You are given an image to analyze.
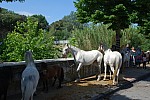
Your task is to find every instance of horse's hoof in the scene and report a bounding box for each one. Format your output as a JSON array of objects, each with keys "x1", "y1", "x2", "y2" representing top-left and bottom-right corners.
[
  {"x1": 97, "y1": 78, "x2": 101, "y2": 81},
  {"x1": 75, "y1": 79, "x2": 80, "y2": 82},
  {"x1": 112, "y1": 82, "x2": 117, "y2": 86},
  {"x1": 103, "y1": 78, "x2": 106, "y2": 81}
]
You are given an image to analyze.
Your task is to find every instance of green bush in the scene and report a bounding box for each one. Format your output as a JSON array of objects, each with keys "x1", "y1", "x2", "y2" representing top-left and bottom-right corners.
[{"x1": 0, "y1": 17, "x2": 59, "y2": 62}]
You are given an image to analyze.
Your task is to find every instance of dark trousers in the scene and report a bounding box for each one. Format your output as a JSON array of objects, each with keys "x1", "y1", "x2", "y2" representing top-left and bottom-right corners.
[{"x1": 143, "y1": 61, "x2": 146, "y2": 69}]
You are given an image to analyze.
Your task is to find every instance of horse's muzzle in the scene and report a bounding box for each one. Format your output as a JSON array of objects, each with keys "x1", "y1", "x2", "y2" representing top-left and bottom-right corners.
[{"x1": 62, "y1": 54, "x2": 67, "y2": 58}]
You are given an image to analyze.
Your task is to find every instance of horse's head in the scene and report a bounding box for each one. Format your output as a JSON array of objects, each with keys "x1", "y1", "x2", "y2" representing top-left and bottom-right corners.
[
  {"x1": 62, "y1": 44, "x2": 70, "y2": 58},
  {"x1": 98, "y1": 42, "x2": 108, "y2": 53},
  {"x1": 24, "y1": 51, "x2": 34, "y2": 64},
  {"x1": 98, "y1": 43, "x2": 104, "y2": 51}
]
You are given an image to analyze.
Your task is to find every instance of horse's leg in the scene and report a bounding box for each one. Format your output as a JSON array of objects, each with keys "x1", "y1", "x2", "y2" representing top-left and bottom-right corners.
[
  {"x1": 116, "y1": 68, "x2": 120, "y2": 84},
  {"x1": 112, "y1": 70, "x2": 117, "y2": 85},
  {"x1": 109, "y1": 64, "x2": 115, "y2": 80},
  {"x1": 103, "y1": 63, "x2": 107, "y2": 80},
  {"x1": 109, "y1": 70, "x2": 112, "y2": 80},
  {"x1": 97, "y1": 60, "x2": 102, "y2": 81},
  {"x1": 30, "y1": 93, "x2": 33, "y2": 100},
  {"x1": 58, "y1": 78, "x2": 62, "y2": 89},
  {"x1": 42, "y1": 80, "x2": 45, "y2": 91},
  {"x1": 97, "y1": 56, "x2": 102, "y2": 81},
  {"x1": 45, "y1": 79, "x2": 49, "y2": 92},
  {"x1": 75, "y1": 63, "x2": 83, "y2": 82},
  {"x1": 52, "y1": 77, "x2": 57, "y2": 87},
  {"x1": 116, "y1": 61, "x2": 122, "y2": 85},
  {"x1": 109, "y1": 65, "x2": 116, "y2": 85}
]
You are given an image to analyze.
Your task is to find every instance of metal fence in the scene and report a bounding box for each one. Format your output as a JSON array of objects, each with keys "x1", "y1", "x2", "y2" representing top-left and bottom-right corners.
[{"x1": 0, "y1": 58, "x2": 99, "y2": 96}]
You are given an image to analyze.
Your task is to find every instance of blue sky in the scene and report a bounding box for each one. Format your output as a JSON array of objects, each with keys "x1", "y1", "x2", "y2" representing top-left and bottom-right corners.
[{"x1": 0, "y1": 0, "x2": 76, "y2": 24}]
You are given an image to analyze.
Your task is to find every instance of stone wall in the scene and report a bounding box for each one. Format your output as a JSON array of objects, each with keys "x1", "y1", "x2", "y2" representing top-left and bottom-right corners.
[{"x1": 0, "y1": 58, "x2": 99, "y2": 96}]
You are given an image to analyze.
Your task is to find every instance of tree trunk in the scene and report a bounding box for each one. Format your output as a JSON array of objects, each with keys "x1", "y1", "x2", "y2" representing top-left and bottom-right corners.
[{"x1": 115, "y1": 29, "x2": 121, "y2": 51}]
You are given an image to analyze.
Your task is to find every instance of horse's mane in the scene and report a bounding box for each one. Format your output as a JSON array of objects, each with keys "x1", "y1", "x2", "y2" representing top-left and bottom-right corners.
[
  {"x1": 24, "y1": 51, "x2": 35, "y2": 65},
  {"x1": 68, "y1": 44, "x2": 81, "y2": 52},
  {"x1": 105, "y1": 49, "x2": 112, "y2": 53}
]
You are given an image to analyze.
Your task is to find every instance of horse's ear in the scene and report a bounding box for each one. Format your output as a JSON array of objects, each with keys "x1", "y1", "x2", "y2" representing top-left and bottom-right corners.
[{"x1": 66, "y1": 43, "x2": 70, "y2": 48}]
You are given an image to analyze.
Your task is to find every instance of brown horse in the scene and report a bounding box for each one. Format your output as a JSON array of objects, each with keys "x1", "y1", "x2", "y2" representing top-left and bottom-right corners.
[
  {"x1": 0, "y1": 66, "x2": 12, "y2": 100},
  {"x1": 40, "y1": 62, "x2": 64, "y2": 92}
]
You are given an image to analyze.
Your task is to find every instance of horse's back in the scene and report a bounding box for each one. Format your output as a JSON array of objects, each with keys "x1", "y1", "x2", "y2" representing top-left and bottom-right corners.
[
  {"x1": 77, "y1": 50, "x2": 103, "y2": 64},
  {"x1": 44, "y1": 65, "x2": 63, "y2": 78},
  {"x1": 22, "y1": 65, "x2": 39, "y2": 88},
  {"x1": 104, "y1": 51, "x2": 122, "y2": 65},
  {"x1": 22, "y1": 65, "x2": 39, "y2": 78}
]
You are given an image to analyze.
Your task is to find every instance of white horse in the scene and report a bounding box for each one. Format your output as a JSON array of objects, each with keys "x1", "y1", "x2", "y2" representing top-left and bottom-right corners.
[
  {"x1": 21, "y1": 51, "x2": 39, "y2": 100},
  {"x1": 99, "y1": 44, "x2": 122, "y2": 85},
  {"x1": 62, "y1": 44, "x2": 103, "y2": 82},
  {"x1": 120, "y1": 49, "x2": 131, "y2": 68}
]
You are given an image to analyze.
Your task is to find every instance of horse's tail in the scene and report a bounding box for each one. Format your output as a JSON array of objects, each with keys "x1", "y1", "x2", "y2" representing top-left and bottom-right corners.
[
  {"x1": 22, "y1": 76, "x2": 34, "y2": 100},
  {"x1": 120, "y1": 53, "x2": 124, "y2": 73},
  {"x1": 60, "y1": 67, "x2": 64, "y2": 82},
  {"x1": 121, "y1": 52, "x2": 124, "y2": 63}
]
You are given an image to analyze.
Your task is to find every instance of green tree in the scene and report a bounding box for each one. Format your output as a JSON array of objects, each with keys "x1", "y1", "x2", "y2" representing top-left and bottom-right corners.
[
  {"x1": 31, "y1": 14, "x2": 49, "y2": 30},
  {"x1": 131, "y1": 0, "x2": 150, "y2": 39},
  {"x1": 49, "y1": 20, "x2": 70, "y2": 40},
  {"x1": 49, "y1": 11, "x2": 86, "y2": 40},
  {"x1": 62, "y1": 11, "x2": 87, "y2": 30},
  {"x1": 74, "y1": 0, "x2": 133, "y2": 51},
  {"x1": 0, "y1": 17, "x2": 58, "y2": 62},
  {"x1": 0, "y1": 8, "x2": 26, "y2": 38}
]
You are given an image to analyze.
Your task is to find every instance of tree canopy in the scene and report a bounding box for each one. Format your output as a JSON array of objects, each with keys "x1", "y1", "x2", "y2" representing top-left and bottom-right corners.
[
  {"x1": 0, "y1": 8, "x2": 50, "y2": 39},
  {"x1": 49, "y1": 11, "x2": 85, "y2": 40},
  {"x1": 31, "y1": 14, "x2": 49, "y2": 30},
  {"x1": 133, "y1": 0, "x2": 150, "y2": 39},
  {"x1": 0, "y1": 8, "x2": 26, "y2": 38},
  {"x1": 74, "y1": 0, "x2": 150, "y2": 50},
  {"x1": 74, "y1": 0, "x2": 133, "y2": 51},
  {"x1": 74, "y1": 0, "x2": 132, "y2": 30}
]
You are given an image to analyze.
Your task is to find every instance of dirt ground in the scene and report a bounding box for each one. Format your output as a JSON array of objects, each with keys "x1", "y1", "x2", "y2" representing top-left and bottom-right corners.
[
  {"x1": 34, "y1": 75, "x2": 114, "y2": 100},
  {"x1": 7, "y1": 74, "x2": 116, "y2": 100}
]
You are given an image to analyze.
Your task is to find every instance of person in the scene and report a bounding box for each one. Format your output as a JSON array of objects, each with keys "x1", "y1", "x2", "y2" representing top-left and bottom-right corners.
[
  {"x1": 130, "y1": 46, "x2": 136, "y2": 67},
  {"x1": 143, "y1": 53, "x2": 147, "y2": 69},
  {"x1": 136, "y1": 47, "x2": 142, "y2": 68},
  {"x1": 125, "y1": 44, "x2": 130, "y2": 53}
]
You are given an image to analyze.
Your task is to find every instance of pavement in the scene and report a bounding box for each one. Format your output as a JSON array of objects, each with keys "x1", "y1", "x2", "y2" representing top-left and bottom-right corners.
[{"x1": 91, "y1": 63, "x2": 150, "y2": 100}]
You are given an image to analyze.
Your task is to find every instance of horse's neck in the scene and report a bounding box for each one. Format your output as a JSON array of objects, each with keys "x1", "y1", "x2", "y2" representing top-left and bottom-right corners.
[
  {"x1": 70, "y1": 46, "x2": 80, "y2": 56},
  {"x1": 26, "y1": 62, "x2": 35, "y2": 68},
  {"x1": 69, "y1": 46, "x2": 80, "y2": 66}
]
